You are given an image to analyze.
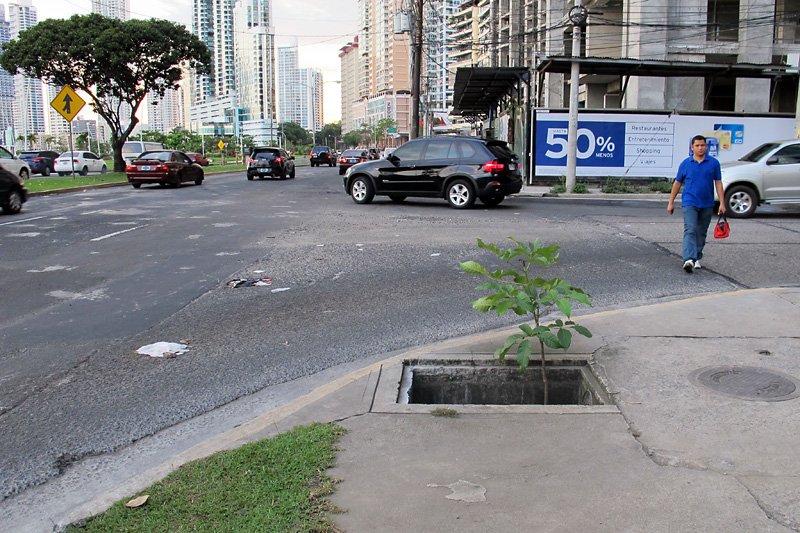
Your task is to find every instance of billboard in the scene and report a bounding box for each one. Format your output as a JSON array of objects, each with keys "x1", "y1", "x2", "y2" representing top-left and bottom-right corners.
[{"x1": 534, "y1": 111, "x2": 797, "y2": 178}]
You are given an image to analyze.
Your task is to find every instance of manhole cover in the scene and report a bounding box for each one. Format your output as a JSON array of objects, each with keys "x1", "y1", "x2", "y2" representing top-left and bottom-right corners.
[{"x1": 691, "y1": 366, "x2": 800, "y2": 402}]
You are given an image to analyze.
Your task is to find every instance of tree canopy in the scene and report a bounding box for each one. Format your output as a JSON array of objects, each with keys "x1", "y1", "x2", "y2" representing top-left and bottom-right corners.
[{"x1": 0, "y1": 14, "x2": 211, "y2": 171}]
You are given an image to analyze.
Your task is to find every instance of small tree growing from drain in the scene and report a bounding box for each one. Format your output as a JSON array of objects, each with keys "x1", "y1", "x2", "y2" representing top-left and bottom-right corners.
[{"x1": 460, "y1": 238, "x2": 593, "y2": 404}]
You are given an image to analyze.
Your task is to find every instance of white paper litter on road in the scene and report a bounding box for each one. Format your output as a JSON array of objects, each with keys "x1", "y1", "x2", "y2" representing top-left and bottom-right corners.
[
  {"x1": 137, "y1": 342, "x2": 189, "y2": 358},
  {"x1": 271, "y1": 287, "x2": 291, "y2": 293},
  {"x1": 430, "y1": 253, "x2": 440, "y2": 257}
]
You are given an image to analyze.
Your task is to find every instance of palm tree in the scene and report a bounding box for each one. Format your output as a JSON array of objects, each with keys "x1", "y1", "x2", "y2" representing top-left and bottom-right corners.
[
  {"x1": 16, "y1": 134, "x2": 25, "y2": 151},
  {"x1": 27, "y1": 133, "x2": 37, "y2": 149},
  {"x1": 43, "y1": 135, "x2": 56, "y2": 150}
]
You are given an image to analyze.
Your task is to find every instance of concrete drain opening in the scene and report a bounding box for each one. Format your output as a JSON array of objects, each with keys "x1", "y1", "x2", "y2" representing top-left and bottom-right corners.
[
  {"x1": 691, "y1": 366, "x2": 800, "y2": 402},
  {"x1": 397, "y1": 359, "x2": 609, "y2": 406}
]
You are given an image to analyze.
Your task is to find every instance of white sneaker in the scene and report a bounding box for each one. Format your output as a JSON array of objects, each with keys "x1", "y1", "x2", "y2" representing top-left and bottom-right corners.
[
  {"x1": 683, "y1": 259, "x2": 694, "y2": 273},
  {"x1": 693, "y1": 260, "x2": 702, "y2": 269}
]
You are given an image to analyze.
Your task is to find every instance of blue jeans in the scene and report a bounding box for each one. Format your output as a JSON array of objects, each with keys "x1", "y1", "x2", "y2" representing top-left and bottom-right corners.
[{"x1": 682, "y1": 206, "x2": 714, "y2": 262}]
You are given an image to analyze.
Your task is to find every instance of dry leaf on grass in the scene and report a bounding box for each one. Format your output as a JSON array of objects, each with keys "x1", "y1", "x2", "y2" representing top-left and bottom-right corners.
[{"x1": 125, "y1": 495, "x2": 149, "y2": 508}]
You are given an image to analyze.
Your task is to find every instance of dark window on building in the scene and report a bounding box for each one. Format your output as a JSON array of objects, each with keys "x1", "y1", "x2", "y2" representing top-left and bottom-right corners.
[{"x1": 707, "y1": 0, "x2": 739, "y2": 41}]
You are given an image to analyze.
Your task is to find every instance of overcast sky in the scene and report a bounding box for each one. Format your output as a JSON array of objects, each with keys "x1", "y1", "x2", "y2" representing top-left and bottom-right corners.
[{"x1": 25, "y1": 0, "x2": 359, "y2": 122}]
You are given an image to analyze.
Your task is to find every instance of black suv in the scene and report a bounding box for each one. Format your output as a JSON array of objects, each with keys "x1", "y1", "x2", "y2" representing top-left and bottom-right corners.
[
  {"x1": 342, "y1": 136, "x2": 522, "y2": 208},
  {"x1": 309, "y1": 146, "x2": 335, "y2": 167},
  {"x1": 18, "y1": 150, "x2": 60, "y2": 176},
  {"x1": 247, "y1": 147, "x2": 295, "y2": 180}
]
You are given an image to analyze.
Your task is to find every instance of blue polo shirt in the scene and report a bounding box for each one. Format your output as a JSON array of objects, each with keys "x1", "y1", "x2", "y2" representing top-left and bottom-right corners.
[{"x1": 676, "y1": 155, "x2": 721, "y2": 208}]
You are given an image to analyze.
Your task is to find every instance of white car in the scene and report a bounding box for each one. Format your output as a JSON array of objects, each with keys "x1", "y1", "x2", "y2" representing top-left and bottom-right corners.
[
  {"x1": 54, "y1": 151, "x2": 108, "y2": 176},
  {"x1": 720, "y1": 139, "x2": 800, "y2": 218},
  {"x1": 0, "y1": 146, "x2": 31, "y2": 180}
]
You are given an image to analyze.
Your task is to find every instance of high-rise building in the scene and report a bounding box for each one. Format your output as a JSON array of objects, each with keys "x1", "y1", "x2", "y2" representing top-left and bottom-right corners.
[
  {"x1": 339, "y1": 38, "x2": 359, "y2": 134},
  {"x1": 90, "y1": 0, "x2": 129, "y2": 20},
  {"x1": 345, "y1": 0, "x2": 411, "y2": 142},
  {"x1": 233, "y1": 0, "x2": 277, "y2": 143},
  {"x1": 192, "y1": 0, "x2": 236, "y2": 104},
  {"x1": 424, "y1": 0, "x2": 460, "y2": 112},
  {"x1": 0, "y1": 5, "x2": 14, "y2": 142},
  {"x1": 276, "y1": 44, "x2": 323, "y2": 132},
  {"x1": 7, "y1": 0, "x2": 44, "y2": 148}
]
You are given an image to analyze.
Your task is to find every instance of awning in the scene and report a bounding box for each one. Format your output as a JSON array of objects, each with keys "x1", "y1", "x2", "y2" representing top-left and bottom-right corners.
[
  {"x1": 535, "y1": 56, "x2": 800, "y2": 79},
  {"x1": 451, "y1": 67, "x2": 529, "y2": 116}
]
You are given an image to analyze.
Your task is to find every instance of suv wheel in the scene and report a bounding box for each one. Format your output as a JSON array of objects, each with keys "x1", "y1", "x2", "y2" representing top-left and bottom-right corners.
[
  {"x1": 42, "y1": 166, "x2": 51, "y2": 177},
  {"x1": 446, "y1": 179, "x2": 475, "y2": 209},
  {"x1": 350, "y1": 177, "x2": 374, "y2": 204},
  {"x1": 725, "y1": 185, "x2": 757, "y2": 218}
]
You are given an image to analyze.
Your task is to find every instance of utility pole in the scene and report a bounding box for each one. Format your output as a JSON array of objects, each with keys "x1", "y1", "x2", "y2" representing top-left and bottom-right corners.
[
  {"x1": 410, "y1": 0, "x2": 423, "y2": 139},
  {"x1": 565, "y1": 3, "x2": 586, "y2": 193}
]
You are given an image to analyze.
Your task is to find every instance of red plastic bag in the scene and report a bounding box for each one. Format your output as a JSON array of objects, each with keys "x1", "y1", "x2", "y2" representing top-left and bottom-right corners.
[{"x1": 714, "y1": 213, "x2": 730, "y2": 239}]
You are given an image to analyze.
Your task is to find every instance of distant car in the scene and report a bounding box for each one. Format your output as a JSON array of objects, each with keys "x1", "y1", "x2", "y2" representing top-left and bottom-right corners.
[
  {"x1": 720, "y1": 138, "x2": 800, "y2": 218},
  {"x1": 309, "y1": 146, "x2": 335, "y2": 167},
  {"x1": 0, "y1": 146, "x2": 30, "y2": 180},
  {"x1": 0, "y1": 165, "x2": 29, "y2": 214},
  {"x1": 338, "y1": 149, "x2": 369, "y2": 175},
  {"x1": 186, "y1": 152, "x2": 210, "y2": 166},
  {"x1": 18, "y1": 150, "x2": 60, "y2": 176},
  {"x1": 247, "y1": 147, "x2": 295, "y2": 180},
  {"x1": 126, "y1": 150, "x2": 204, "y2": 188},
  {"x1": 54, "y1": 151, "x2": 107, "y2": 176},
  {"x1": 343, "y1": 136, "x2": 523, "y2": 209}
]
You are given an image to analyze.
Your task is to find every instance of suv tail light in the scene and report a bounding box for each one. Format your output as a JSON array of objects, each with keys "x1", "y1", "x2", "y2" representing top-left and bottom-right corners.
[
  {"x1": 275, "y1": 157, "x2": 282, "y2": 163},
  {"x1": 482, "y1": 160, "x2": 505, "y2": 173},
  {"x1": 248, "y1": 158, "x2": 254, "y2": 163}
]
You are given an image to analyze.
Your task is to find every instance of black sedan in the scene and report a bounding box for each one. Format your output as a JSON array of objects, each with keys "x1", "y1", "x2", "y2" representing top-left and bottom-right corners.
[
  {"x1": 0, "y1": 166, "x2": 29, "y2": 214},
  {"x1": 126, "y1": 150, "x2": 204, "y2": 188},
  {"x1": 343, "y1": 136, "x2": 522, "y2": 208},
  {"x1": 337, "y1": 149, "x2": 369, "y2": 175}
]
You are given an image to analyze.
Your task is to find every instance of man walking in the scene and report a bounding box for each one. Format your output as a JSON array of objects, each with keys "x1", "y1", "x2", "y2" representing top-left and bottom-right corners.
[{"x1": 667, "y1": 135, "x2": 726, "y2": 273}]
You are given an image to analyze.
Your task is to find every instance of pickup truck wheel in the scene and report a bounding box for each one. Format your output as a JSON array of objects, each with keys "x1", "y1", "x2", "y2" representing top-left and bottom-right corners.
[{"x1": 724, "y1": 185, "x2": 757, "y2": 218}]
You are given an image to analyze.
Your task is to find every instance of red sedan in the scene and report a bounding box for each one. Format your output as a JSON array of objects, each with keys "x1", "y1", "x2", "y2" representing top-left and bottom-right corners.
[
  {"x1": 127, "y1": 150, "x2": 204, "y2": 188},
  {"x1": 186, "y1": 152, "x2": 210, "y2": 166}
]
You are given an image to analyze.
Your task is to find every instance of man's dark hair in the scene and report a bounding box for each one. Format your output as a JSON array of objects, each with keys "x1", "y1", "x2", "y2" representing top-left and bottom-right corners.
[{"x1": 691, "y1": 135, "x2": 707, "y2": 145}]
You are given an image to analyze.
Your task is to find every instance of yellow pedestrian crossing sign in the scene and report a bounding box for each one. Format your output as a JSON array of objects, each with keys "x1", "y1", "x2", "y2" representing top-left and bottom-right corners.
[
  {"x1": 218, "y1": 140, "x2": 225, "y2": 150},
  {"x1": 51, "y1": 85, "x2": 85, "y2": 122}
]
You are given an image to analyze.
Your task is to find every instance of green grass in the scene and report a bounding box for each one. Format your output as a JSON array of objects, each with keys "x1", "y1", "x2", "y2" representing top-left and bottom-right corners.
[
  {"x1": 68, "y1": 423, "x2": 347, "y2": 533},
  {"x1": 25, "y1": 164, "x2": 248, "y2": 193},
  {"x1": 24, "y1": 173, "x2": 128, "y2": 193}
]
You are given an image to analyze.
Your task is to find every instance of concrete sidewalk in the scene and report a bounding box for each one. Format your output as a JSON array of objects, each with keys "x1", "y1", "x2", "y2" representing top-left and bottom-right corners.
[
  {"x1": 253, "y1": 287, "x2": 800, "y2": 532},
  {"x1": 6, "y1": 285, "x2": 799, "y2": 531}
]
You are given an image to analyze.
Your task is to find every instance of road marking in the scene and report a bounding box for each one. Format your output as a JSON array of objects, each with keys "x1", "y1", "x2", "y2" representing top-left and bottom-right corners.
[
  {"x1": 90, "y1": 225, "x2": 146, "y2": 242},
  {"x1": 0, "y1": 215, "x2": 45, "y2": 226}
]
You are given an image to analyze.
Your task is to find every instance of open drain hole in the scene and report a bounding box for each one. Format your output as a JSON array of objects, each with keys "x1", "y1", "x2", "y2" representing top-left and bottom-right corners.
[{"x1": 398, "y1": 359, "x2": 609, "y2": 406}]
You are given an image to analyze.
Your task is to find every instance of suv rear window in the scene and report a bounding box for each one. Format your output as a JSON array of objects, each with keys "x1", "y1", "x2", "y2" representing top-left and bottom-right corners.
[{"x1": 486, "y1": 142, "x2": 518, "y2": 161}]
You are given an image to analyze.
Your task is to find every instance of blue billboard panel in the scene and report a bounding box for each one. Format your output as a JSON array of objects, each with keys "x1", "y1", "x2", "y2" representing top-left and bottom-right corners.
[{"x1": 536, "y1": 121, "x2": 625, "y2": 167}]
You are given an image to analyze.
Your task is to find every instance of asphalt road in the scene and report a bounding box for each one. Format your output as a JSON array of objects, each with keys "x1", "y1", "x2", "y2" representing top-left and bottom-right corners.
[{"x1": 1, "y1": 166, "x2": 799, "y2": 513}]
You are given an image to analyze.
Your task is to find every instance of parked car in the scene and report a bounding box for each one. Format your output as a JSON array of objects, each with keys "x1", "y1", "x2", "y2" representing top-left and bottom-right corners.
[
  {"x1": 0, "y1": 146, "x2": 30, "y2": 180},
  {"x1": 126, "y1": 150, "x2": 204, "y2": 188},
  {"x1": 0, "y1": 166, "x2": 29, "y2": 214},
  {"x1": 343, "y1": 136, "x2": 522, "y2": 209},
  {"x1": 247, "y1": 147, "x2": 295, "y2": 180},
  {"x1": 720, "y1": 138, "x2": 800, "y2": 218},
  {"x1": 54, "y1": 151, "x2": 107, "y2": 176},
  {"x1": 309, "y1": 146, "x2": 335, "y2": 167},
  {"x1": 338, "y1": 149, "x2": 369, "y2": 175},
  {"x1": 18, "y1": 150, "x2": 60, "y2": 176},
  {"x1": 186, "y1": 152, "x2": 210, "y2": 166}
]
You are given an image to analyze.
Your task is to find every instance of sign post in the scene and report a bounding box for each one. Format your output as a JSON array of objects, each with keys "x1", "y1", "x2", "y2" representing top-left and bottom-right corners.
[
  {"x1": 218, "y1": 140, "x2": 226, "y2": 165},
  {"x1": 50, "y1": 85, "x2": 86, "y2": 178}
]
